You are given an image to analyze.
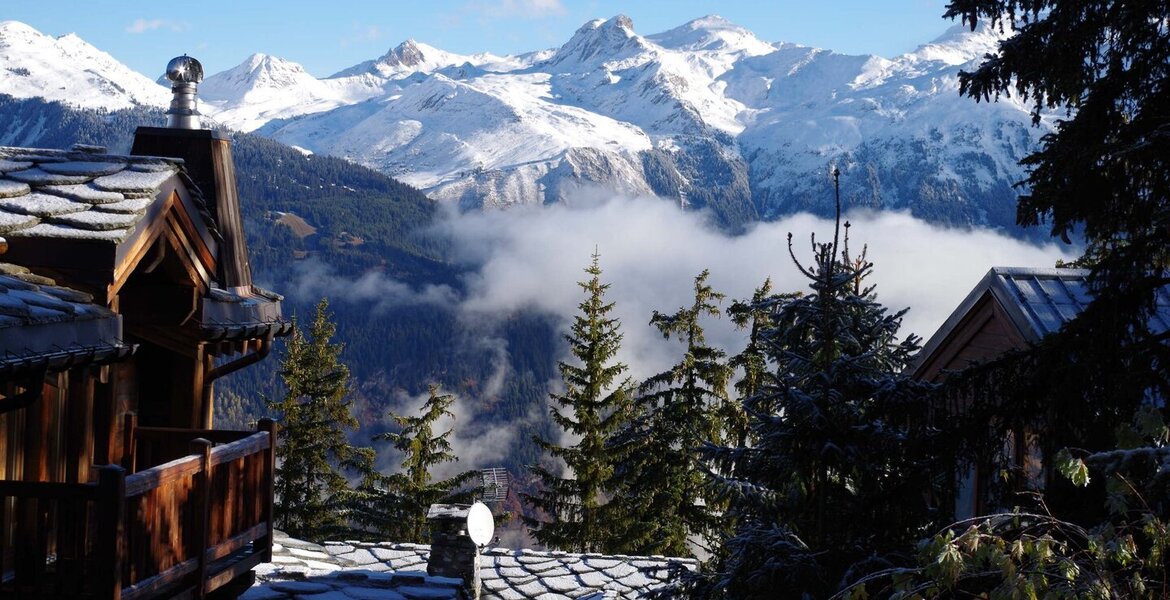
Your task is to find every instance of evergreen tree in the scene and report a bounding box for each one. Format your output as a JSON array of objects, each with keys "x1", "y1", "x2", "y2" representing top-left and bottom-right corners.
[
  {"x1": 609, "y1": 270, "x2": 731, "y2": 558},
  {"x1": 698, "y1": 172, "x2": 942, "y2": 598},
  {"x1": 944, "y1": 0, "x2": 1170, "y2": 369},
  {"x1": 268, "y1": 299, "x2": 365, "y2": 541},
  {"x1": 725, "y1": 279, "x2": 797, "y2": 449},
  {"x1": 524, "y1": 252, "x2": 635, "y2": 553},
  {"x1": 350, "y1": 384, "x2": 476, "y2": 543}
]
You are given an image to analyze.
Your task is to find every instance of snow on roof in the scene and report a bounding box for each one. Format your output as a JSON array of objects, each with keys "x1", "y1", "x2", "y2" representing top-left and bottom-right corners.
[
  {"x1": 0, "y1": 262, "x2": 129, "y2": 374},
  {"x1": 0, "y1": 145, "x2": 181, "y2": 243},
  {"x1": 913, "y1": 266, "x2": 1170, "y2": 373},
  {"x1": 201, "y1": 285, "x2": 291, "y2": 341},
  {"x1": 250, "y1": 532, "x2": 697, "y2": 600}
]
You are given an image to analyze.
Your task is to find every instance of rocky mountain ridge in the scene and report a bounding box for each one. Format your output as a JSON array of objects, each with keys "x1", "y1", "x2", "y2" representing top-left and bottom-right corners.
[{"x1": 0, "y1": 16, "x2": 1047, "y2": 233}]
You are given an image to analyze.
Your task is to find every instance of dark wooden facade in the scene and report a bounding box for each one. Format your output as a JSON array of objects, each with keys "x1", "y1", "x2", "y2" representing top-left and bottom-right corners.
[
  {"x1": 910, "y1": 267, "x2": 1094, "y2": 519},
  {"x1": 0, "y1": 127, "x2": 288, "y2": 599}
]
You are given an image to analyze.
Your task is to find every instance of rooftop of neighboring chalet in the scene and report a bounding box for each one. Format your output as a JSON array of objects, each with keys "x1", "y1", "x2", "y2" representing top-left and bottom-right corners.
[
  {"x1": 248, "y1": 532, "x2": 696, "y2": 600},
  {"x1": 913, "y1": 266, "x2": 1170, "y2": 377},
  {"x1": 0, "y1": 144, "x2": 196, "y2": 243},
  {"x1": 0, "y1": 260, "x2": 131, "y2": 375}
]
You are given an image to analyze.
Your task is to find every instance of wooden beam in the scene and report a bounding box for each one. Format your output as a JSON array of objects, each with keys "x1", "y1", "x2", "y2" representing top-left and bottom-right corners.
[
  {"x1": 160, "y1": 221, "x2": 209, "y2": 294},
  {"x1": 64, "y1": 368, "x2": 95, "y2": 484},
  {"x1": 95, "y1": 465, "x2": 126, "y2": 600},
  {"x1": 169, "y1": 193, "x2": 217, "y2": 276},
  {"x1": 190, "y1": 438, "x2": 212, "y2": 600},
  {"x1": 117, "y1": 557, "x2": 199, "y2": 600},
  {"x1": 202, "y1": 522, "x2": 266, "y2": 564},
  {"x1": 123, "y1": 455, "x2": 201, "y2": 498},
  {"x1": 207, "y1": 432, "x2": 269, "y2": 468},
  {"x1": 258, "y1": 418, "x2": 276, "y2": 563},
  {"x1": 202, "y1": 549, "x2": 266, "y2": 596},
  {"x1": 122, "y1": 413, "x2": 138, "y2": 473},
  {"x1": 111, "y1": 191, "x2": 176, "y2": 300}
]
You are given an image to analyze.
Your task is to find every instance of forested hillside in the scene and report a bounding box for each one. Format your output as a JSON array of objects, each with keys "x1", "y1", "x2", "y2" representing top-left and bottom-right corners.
[{"x1": 0, "y1": 94, "x2": 558, "y2": 474}]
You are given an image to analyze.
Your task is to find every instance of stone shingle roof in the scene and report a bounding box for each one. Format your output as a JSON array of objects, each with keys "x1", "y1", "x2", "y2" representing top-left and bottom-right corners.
[
  {"x1": 0, "y1": 145, "x2": 182, "y2": 243},
  {"x1": 0, "y1": 262, "x2": 131, "y2": 374},
  {"x1": 248, "y1": 532, "x2": 462, "y2": 600},
  {"x1": 249, "y1": 532, "x2": 696, "y2": 600},
  {"x1": 203, "y1": 285, "x2": 292, "y2": 340}
]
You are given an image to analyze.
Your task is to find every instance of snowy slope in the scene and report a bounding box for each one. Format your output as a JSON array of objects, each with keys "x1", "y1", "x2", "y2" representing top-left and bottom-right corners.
[
  {"x1": 728, "y1": 21, "x2": 1039, "y2": 227},
  {"x1": 0, "y1": 21, "x2": 169, "y2": 110},
  {"x1": 200, "y1": 53, "x2": 382, "y2": 132},
  {"x1": 245, "y1": 14, "x2": 1043, "y2": 231},
  {"x1": 0, "y1": 16, "x2": 1048, "y2": 233}
]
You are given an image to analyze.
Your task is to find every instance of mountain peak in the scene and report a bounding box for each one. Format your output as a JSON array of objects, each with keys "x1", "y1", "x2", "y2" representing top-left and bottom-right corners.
[
  {"x1": 648, "y1": 14, "x2": 773, "y2": 56},
  {"x1": 0, "y1": 20, "x2": 42, "y2": 37},
  {"x1": 381, "y1": 39, "x2": 427, "y2": 68},
  {"x1": 909, "y1": 20, "x2": 1012, "y2": 65},
  {"x1": 605, "y1": 14, "x2": 635, "y2": 33},
  {"x1": 0, "y1": 20, "x2": 168, "y2": 110},
  {"x1": 201, "y1": 52, "x2": 316, "y2": 102},
  {"x1": 551, "y1": 14, "x2": 649, "y2": 68},
  {"x1": 686, "y1": 15, "x2": 733, "y2": 29}
]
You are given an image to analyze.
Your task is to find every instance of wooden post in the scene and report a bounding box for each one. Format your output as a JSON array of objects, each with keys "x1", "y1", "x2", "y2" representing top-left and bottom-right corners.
[
  {"x1": 257, "y1": 419, "x2": 276, "y2": 562},
  {"x1": 96, "y1": 465, "x2": 126, "y2": 600},
  {"x1": 121, "y1": 413, "x2": 137, "y2": 473},
  {"x1": 190, "y1": 438, "x2": 212, "y2": 599}
]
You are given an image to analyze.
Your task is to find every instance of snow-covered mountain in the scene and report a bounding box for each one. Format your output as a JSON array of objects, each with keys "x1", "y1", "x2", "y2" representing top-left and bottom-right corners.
[
  {"x1": 0, "y1": 16, "x2": 1047, "y2": 233},
  {"x1": 198, "y1": 53, "x2": 383, "y2": 132},
  {"x1": 0, "y1": 20, "x2": 169, "y2": 110},
  {"x1": 249, "y1": 15, "x2": 1042, "y2": 231}
]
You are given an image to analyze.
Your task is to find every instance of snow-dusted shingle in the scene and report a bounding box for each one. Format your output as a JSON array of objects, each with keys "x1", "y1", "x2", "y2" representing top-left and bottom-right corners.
[
  {"x1": 0, "y1": 146, "x2": 181, "y2": 242},
  {"x1": 252, "y1": 532, "x2": 695, "y2": 600},
  {"x1": 0, "y1": 262, "x2": 129, "y2": 374}
]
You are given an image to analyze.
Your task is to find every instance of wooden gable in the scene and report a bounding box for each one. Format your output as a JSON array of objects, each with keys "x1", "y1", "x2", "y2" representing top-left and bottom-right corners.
[{"x1": 913, "y1": 291, "x2": 1029, "y2": 383}]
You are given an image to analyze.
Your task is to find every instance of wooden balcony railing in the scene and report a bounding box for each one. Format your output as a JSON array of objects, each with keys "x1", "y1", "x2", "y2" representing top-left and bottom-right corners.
[{"x1": 0, "y1": 418, "x2": 276, "y2": 600}]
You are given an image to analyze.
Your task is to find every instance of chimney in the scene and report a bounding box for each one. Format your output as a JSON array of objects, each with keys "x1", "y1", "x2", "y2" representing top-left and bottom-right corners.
[
  {"x1": 426, "y1": 503, "x2": 494, "y2": 600},
  {"x1": 130, "y1": 55, "x2": 253, "y2": 293},
  {"x1": 164, "y1": 54, "x2": 203, "y2": 129}
]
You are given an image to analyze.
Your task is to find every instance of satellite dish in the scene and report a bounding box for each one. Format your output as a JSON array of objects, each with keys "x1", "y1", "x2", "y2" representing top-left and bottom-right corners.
[{"x1": 466, "y1": 501, "x2": 494, "y2": 547}]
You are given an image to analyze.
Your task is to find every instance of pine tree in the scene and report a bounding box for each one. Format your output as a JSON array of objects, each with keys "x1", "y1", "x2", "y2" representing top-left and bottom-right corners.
[
  {"x1": 725, "y1": 279, "x2": 796, "y2": 449},
  {"x1": 944, "y1": 0, "x2": 1170, "y2": 356},
  {"x1": 268, "y1": 298, "x2": 365, "y2": 542},
  {"x1": 609, "y1": 270, "x2": 732, "y2": 558},
  {"x1": 699, "y1": 172, "x2": 942, "y2": 598},
  {"x1": 350, "y1": 384, "x2": 476, "y2": 543},
  {"x1": 523, "y1": 252, "x2": 635, "y2": 553}
]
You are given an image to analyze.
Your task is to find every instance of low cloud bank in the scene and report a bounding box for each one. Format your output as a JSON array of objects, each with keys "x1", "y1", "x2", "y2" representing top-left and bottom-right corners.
[
  {"x1": 284, "y1": 191, "x2": 1076, "y2": 471},
  {"x1": 436, "y1": 192, "x2": 1076, "y2": 381}
]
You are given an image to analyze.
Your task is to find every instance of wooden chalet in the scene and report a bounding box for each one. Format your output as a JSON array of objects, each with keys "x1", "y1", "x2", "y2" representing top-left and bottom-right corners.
[
  {"x1": 910, "y1": 266, "x2": 1170, "y2": 519},
  {"x1": 0, "y1": 58, "x2": 290, "y2": 599}
]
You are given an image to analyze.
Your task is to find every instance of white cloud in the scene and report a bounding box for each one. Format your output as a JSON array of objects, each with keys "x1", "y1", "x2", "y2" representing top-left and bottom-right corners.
[
  {"x1": 284, "y1": 192, "x2": 1076, "y2": 476},
  {"x1": 284, "y1": 258, "x2": 458, "y2": 311},
  {"x1": 125, "y1": 18, "x2": 188, "y2": 34},
  {"x1": 436, "y1": 190, "x2": 1077, "y2": 382}
]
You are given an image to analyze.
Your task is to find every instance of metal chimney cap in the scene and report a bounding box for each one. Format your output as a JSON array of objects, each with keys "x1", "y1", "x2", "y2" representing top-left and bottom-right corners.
[{"x1": 165, "y1": 55, "x2": 203, "y2": 84}]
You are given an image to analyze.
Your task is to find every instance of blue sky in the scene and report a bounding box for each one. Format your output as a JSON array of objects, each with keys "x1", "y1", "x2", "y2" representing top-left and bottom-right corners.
[{"x1": 6, "y1": 0, "x2": 954, "y2": 78}]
